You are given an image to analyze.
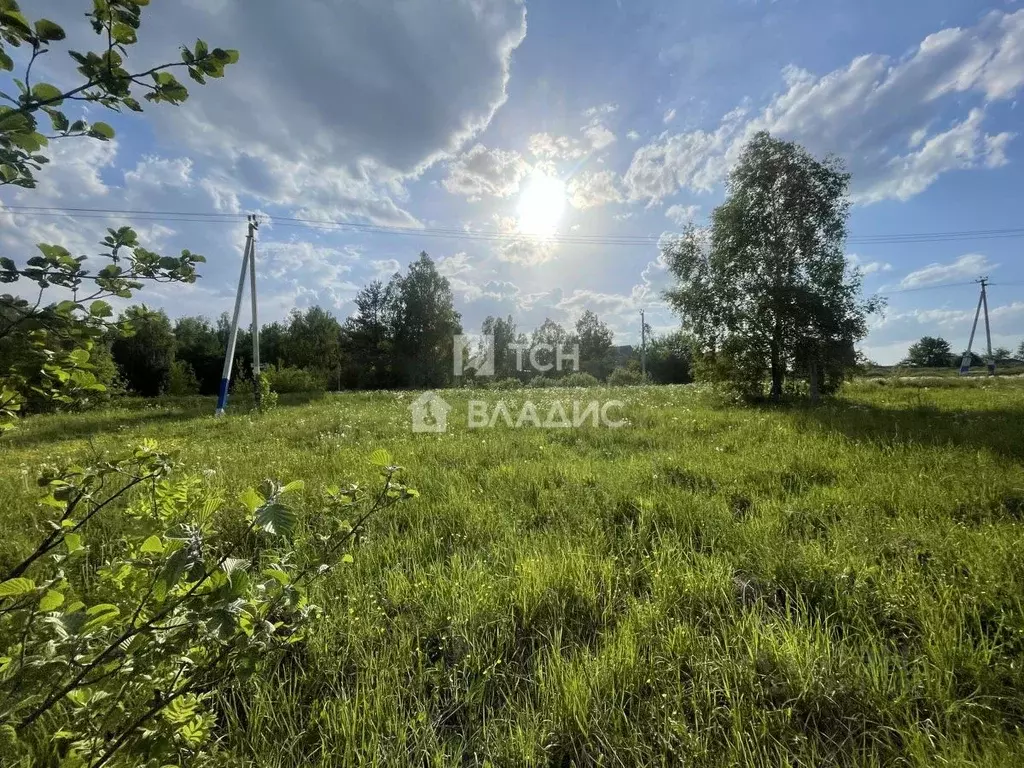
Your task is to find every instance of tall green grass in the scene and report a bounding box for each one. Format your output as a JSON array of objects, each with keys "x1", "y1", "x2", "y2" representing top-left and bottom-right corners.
[{"x1": 2, "y1": 380, "x2": 1023, "y2": 766}]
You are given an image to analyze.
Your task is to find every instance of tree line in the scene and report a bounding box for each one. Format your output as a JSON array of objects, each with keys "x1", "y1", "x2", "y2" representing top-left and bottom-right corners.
[
  {"x1": 901, "y1": 336, "x2": 1024, "y2": 369},
  {"x1": 46, "y1": 252, "x2": 693, "y2": 402}
]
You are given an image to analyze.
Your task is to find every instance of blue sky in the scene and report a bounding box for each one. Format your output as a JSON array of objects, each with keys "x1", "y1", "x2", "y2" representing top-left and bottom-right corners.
[{"x1": 3, "y1": 0, "x2": 1023, "y2": 363}]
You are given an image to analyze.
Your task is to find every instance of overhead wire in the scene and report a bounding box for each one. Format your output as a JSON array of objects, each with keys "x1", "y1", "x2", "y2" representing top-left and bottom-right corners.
[{"x1": 3, "y1": 203, "x2": 1024, "y2": 247}]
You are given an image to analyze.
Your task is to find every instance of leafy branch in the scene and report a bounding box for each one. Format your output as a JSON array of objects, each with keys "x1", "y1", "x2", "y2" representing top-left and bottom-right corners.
[{"x1": 0, "y1": 443, "x2": 418, "y2": 765}]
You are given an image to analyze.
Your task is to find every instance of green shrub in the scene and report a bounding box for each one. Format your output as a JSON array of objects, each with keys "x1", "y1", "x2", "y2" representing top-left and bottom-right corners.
[
  {"x1": 526, "y1": 375, "x2": 556, "y2": 388},
  {"x1": 166, "y1": 359, "x2": 201, "y2": 396},
  {"x1": 607, "y1": 367, "x2": 649, "y2": 386},
  {"x1": 561, "y1": 372, "x2": 600, "y2": 388},
  {"x1": 0, "y1": 444, "x2": 416, "y2": 766},
  {"x1": 487, "y1": 377, "x2": 524, "y2": 390},
  {"x1": 262, "y1": 365, "x2": 327, "y2": 394}
]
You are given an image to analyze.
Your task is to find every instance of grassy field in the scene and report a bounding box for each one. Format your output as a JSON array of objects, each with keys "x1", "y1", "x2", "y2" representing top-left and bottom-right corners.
[{"x1": 2, "y1": 379, "x2": 1024, "y2": 766}]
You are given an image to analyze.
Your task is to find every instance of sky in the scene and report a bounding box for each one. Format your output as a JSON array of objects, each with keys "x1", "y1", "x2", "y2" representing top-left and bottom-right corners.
[{"x1": 2, "y1": 0, "x2": 1024, "y2": 364}]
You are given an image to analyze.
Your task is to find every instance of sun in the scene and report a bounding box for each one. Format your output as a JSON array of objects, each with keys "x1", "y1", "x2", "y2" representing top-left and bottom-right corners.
[{"x1": 516, "y1": 169, "x2": 566, "y2": 238}]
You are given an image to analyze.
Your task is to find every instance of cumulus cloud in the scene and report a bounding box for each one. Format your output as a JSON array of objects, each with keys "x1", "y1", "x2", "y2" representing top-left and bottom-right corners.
[
  {"x1": 899, "y1": 254, "x2": 995, "y2": 288},
  {"x1": 257, "y1": 241, "x2": 362, "y2": 308},
  {"x1": 626, "y1": 130, "x2": 641, "y2": 141},
  {"x1": 567, "y1": 170, "x2": 624, "y2": 209},
  {"x1": 491, "y1": 216, "x2": 557, "y2": 265},
  {"x1": 124, "y1": 156, "x2": 193, "y2": 188},
  {"x1": 663, "y1": 108, "x2": 677, "y2": 125},
  {"x1": 370, "y1": 258, "x2": 402, "y2": 281},
  {"x1": 436, "y1": 252, "x2": 474, "y2": 277},
  {"x1": 443, "y1": 144, "x2": 530, "y2": 200},
  {"x1": 665, "y1": 204, "x2": 700, "y2": 226},
  {"x1": 582, "y1": 123, "x2": 616, "y2": 151},
  {"x1": 847, "y1": 254, "x2": 893, "y2": 276},
  {"x1": 24, "y1": 0, "x2": 528, "y2": 224},
  {"x1": 528, "y1": 132, "x2": 588, "y2": 161},
  {"x1": 625, "y1": 9, "x2": 1024, "y2": 204}
]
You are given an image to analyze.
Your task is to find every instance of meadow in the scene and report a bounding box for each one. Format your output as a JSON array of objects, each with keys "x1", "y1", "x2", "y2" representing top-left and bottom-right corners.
[{"x1": 2, "y1": 378, "x2": 1023, "y2": 766}]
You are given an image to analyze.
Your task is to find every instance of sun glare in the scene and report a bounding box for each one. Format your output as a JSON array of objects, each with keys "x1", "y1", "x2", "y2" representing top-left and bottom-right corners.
[{"x1": 516, "y1": 170, "x2": 566, "y2": 238}]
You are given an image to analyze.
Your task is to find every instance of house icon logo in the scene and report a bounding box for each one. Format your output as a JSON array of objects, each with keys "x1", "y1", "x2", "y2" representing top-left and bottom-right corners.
[{"x1": 409, "y1": 391, "x2": 452, "y2": 433}]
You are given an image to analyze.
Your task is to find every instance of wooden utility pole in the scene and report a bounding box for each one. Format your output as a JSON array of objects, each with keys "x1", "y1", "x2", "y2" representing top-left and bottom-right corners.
[
  {"x1": 215, "y1": 215, "x2": 260, "y2": 416},
  {"x1": 247, "y1": 215, "x2": 261, "y2": 406}
]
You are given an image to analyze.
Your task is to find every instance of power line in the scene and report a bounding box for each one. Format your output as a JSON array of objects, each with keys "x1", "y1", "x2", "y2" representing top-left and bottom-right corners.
[
  {"x1": 878, "y1": 280, "x2": 978, "y2": 296},
  {"x1": 3, "y1": 203, "x2": 1024, "y2": 247}
]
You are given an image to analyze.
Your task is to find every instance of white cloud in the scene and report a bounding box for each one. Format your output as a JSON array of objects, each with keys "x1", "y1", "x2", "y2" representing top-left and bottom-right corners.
[
  {"x1": 665, "y1": 204, "x2": 700, "y2": 226},
  {"x1": 567, "y1": 170, "x2": 624, "y2": 209},
  {"x1": 463, "y1": 279, "x2": 521, "y2": 302},
  {"x1": 528, "y1": 132, "x2": 588, "y2": 160},
  {"x1": 370, "y1": 258, "x2": 402, "y2": 281},
  {"x1": 443, "y1": 144, "x2": 530, "y2": 200},
  {"x1": 626, "y1": 130, "x2": 641, "y2": 141},
  {"x1": 861, "y1": 109, "x2": 1013, "y2": 203},
  {"x1": 663, "y1": 108, "x2": 677, "y2": 125},
  {"x1": 625, "y1": 10, "x2": 1024, "y2": 204},
  {"x1": 583, "y1": 103, "x2": 618, "y2": 118},
  {"x1": 35, "y1": 0, "x2": 529, "y2": 224},
  {"x1": 124, "y1": 156, "x2": 193, "y2": 188},
  {"x1": 497, "y1": 237, "x2": 557, "y2": 266},
  {"x1": 257, "y1": 241, "x2": 360, "y2": 308},
  {"x1": 436, "y1": 252, "x2": 473, "y2": 277},
  {"x1": 900, "y1": 253, "x2": 995, "y2": 288},
  {"x1": 200, "y1": 178, "x2": 242, "y2": 214},
  {"x1": 582, "y1": 122, "x2": 616, "y2": 151},
  {"x1": 847, "y1": 253, "x2": 894, "y2": 276}
]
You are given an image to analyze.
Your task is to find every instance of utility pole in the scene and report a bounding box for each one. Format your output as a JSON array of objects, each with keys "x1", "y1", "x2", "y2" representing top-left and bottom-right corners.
[
  {"x1": 215, "y1": 215, "x2": 260, "y2": 416},
  {"x1": 980, "y1": 277, "x2": 995, "y2": 375},
  {"x1": 640, "y1": 309, "x2": 647, "y2": 378},
  {"x1": 247, "y1": 215, "x2": 261, "y2": 406},
  {"x1": 960, "y1": 277, "x2": 994, "y2": 376}
]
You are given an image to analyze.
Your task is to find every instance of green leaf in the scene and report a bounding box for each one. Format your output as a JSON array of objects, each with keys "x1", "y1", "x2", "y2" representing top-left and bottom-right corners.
[
  {"x1": 89, "y1": 300, "x2": 112, "y2": 318},
  {"x1": 81, "y1": 603, "x2": 119, "y2": 633},
  {"x1": 111, "y1": 22, "x2": 135, "y2": 44},
  {"x1": 68, "y1": 348, "x2": 90, "y2": 366},
  {"x1": 369, "y1": 449, "x2": 392, "y2": 467},
  {"x1": 239, "y1": 487, "x2": 263, "y2": 514},
  {"x1": 256, "y1": 501, "x2": 296, "y2": 538},
  {"x1": 39, "y1": 590, "x2": 64, "y2": 612},
  {"x1": 221, "y1": 557, "x2": 247, "y2": 575},
  {"x1": 89, "y1": 121, "x2": 114, "y2": 140},
  {"x1": 33, "y1": 18, "x2": 65, "y2": 41},
  {"x1": 140, "y1": 535, "x2": 163, "y2": 554},
  {"x1": 280, "y1": 480, "x2": 305, "y2": 494},
  {"x1": 30, "y1": 82, "x2": 62, "y2": 103},
  {"x1": 263, "y1": 568, "x2": 290, "y2": 586},
  {"x1": 0, "y1": 51, "x2": 13, "y2": 72},
  {"x1": 65, "y1": 533, "x2": 83, "y2": 554},
  {"x1": 0, "y1": 577, "x2": 35, "y2": 597},
  {"x1": 341, "y1": 553, "x2": 354, "y2": 564}
]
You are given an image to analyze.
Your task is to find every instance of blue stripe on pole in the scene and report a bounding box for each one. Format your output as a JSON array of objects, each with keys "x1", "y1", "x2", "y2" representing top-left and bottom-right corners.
[{"x1": 216, "y1": 378, "x2": 229, "y2": 411}]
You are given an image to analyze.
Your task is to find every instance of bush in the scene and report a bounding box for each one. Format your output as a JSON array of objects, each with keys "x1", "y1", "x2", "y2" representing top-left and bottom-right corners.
[
  {"x1": 487, "y1": 377, "x2": 524, "y2": 390},
  {"x1": 526, "y1": 375, "x2": 556, "y2": 388},
  {"x1": 607, "y1": 368, "x2": 649, "y2": 386},
  {"x1": 166, "y1": 359, "x2": 201, "y2": 395},
  {"x1": 262, "y1": 364, "x2": 327, "y2": 394},
  {"x1": 0, "y1": 444, "x2": 417, "y2": 766},
  {"x1": 561, "y1": 372, "x2": 600, "y2": 388}
]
